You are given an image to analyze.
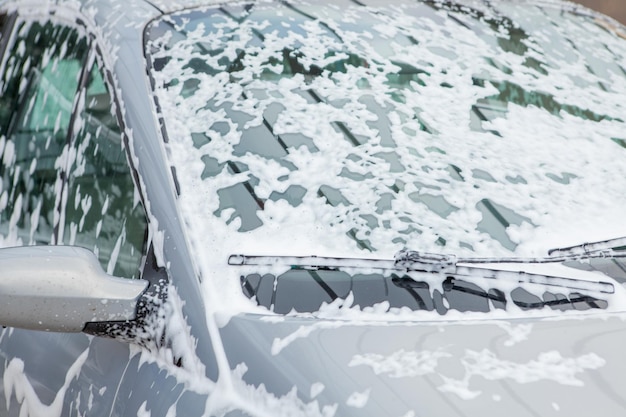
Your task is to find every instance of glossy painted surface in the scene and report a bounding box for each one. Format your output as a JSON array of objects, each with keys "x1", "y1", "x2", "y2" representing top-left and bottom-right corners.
[
  {"x1": 0, "y1": 246, "x2": 147, "y2": 331},
  {"x1": 221, "y1": 313, "x2": 626, "y2": 416},
  {"x1": 0, "y1": 0, "x2": 624, "y2": 416}
]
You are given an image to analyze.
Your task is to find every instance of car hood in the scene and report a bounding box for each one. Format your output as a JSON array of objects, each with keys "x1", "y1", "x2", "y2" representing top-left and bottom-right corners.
[{"x1": 220, "y1": 312, "x2": 626, "y2": 416}]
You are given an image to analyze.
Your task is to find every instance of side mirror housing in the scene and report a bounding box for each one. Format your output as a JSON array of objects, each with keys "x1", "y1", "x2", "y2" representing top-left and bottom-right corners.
[{"x1": 0, "y1": 246, "x2": 148, "y2": 332}]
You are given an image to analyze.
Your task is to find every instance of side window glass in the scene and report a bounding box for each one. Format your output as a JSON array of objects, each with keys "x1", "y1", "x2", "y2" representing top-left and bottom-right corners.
[
  {"x1": 0, "y1": 22, "x2": 87, "y2": 245},
  {"x1": 63, "y1": 59, "x2": 148, "y2": 279},
  {"x1": 0, "y1": 20, "x2": 147, "y2": 278}
]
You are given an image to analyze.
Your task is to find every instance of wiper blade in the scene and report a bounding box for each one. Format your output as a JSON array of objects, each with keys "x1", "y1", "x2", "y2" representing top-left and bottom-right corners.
[
  {"x1": 452, "y1": 265, "x2": 614, "y2": 294},
  {"x1": 228, "y1": 251, "x2": 616, "y2": 294},
  {"x1": 229, "y1": 252, "x2": 458, "y2": 272},
  {"x1": 229, "y1": 248, "x2": 626, "y2": 271},
  {"x1": 228, "y1": 254, "x2": 397, "y2": 269},
  {"x1": 548, "y1": 236, "x2": 626, "y2": 256}
]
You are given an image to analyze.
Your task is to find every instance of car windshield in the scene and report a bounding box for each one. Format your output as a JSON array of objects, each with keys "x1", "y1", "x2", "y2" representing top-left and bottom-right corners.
[{"x1": 145, "y1": 0, "x2": 626, "y2": 316}]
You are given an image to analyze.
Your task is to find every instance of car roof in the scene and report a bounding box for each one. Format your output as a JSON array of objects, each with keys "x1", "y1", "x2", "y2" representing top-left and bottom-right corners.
[{"x1": 1, "y1": 0, "x2": 623, "y2": 49}]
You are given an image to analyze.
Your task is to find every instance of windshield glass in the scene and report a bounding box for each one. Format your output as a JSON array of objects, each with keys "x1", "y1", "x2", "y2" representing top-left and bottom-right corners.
[
  {"x1": 145, "y1": 0, "x2": 626, "y2": 316},
  {"x1": 241, "y1": 267, "x2": 613, "y2": 314}
]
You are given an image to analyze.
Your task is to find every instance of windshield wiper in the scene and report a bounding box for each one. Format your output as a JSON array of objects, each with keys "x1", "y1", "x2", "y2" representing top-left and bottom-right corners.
[
  {"x1": 230, "y1": 237, "x2": 626, "y2": 272},
  {"x1": 548, "y1": 236, "x2": 626, "y2": 256},
  {"x1": 229, "y1": 244, "x2": 622, "y2": 294}
]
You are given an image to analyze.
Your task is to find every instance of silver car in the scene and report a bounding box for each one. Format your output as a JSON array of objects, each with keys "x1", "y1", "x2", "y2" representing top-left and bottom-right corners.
[{"x1": 1, "y1": 0, "x2": 626, "y2": 416}]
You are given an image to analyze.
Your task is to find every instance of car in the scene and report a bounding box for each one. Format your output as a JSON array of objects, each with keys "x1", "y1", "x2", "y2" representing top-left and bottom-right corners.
[{"x1": 0, "y1": 0, "x2": 626, "y2": 415}]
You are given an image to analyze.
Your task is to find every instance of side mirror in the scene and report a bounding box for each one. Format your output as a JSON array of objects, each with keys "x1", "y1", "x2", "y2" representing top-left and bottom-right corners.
[{"x1": 0, "y1": 246, "x2": 148, "y2": 332}]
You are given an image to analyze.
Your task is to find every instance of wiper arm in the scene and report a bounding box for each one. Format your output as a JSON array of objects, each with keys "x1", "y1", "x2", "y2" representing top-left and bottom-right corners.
[
  {"x1": 396, "y1": 246, "x2": 626, "y2": 267},
  {"x1": 548, "y1": 236, "x2": 626, "y2": 256},
  {"x1": 394, "y1": 250, "x2": 617, "y2": 294}
]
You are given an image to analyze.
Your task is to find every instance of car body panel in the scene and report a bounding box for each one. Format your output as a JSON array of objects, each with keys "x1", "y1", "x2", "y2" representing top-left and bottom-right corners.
[
  {"x1": 222, "y1": 313, "x2": 626, "y2": 416},
  {"x1": 0, "y1": 0, "x2": 624, "y2": 416}
]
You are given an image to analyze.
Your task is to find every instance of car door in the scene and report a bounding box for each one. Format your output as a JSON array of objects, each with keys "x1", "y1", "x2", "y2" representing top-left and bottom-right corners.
[{"x1": 0, "y1": 11, "x2": 166, "y2": 417}]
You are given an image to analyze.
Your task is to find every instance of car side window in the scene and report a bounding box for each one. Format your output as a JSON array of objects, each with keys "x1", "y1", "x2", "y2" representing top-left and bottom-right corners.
[
  {"x1": 62, "y1": 59, "x2": 148, "y2": 278},
  {"x1": 0, "y1": 22, "x2": 87, "y2": 245},
  {"x1": 0, "y1": 20, "x2": 148, "y2": 279}
]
